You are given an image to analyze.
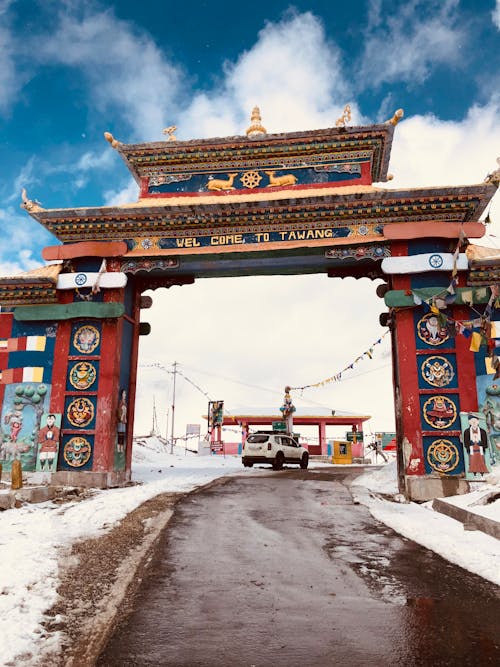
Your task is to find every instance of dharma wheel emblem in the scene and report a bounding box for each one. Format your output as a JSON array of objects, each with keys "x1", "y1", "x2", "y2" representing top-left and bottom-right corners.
[
  {"x1": 240, "y1": 171, "x2": 262, "y2": 189},
  {"x1": 75, "y1": 273, "x2": 87, "y2": 286},
  {"x1": 428, "y1": 254, "x2": 443, "y2": 269}
]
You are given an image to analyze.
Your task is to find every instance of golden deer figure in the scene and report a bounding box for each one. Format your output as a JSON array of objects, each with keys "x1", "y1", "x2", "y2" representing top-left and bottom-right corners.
[
  {"x1": 207, "y1": 173, "x2": 239, "y2": 191},
  {"x1": 264, "y1": 171, "x2": 298, "y2": 187}
]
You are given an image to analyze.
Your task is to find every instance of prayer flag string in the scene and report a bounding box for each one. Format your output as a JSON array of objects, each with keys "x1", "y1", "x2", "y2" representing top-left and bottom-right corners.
[{"x1": 289, "y1": 330, "x2": 390, "y2": 391}]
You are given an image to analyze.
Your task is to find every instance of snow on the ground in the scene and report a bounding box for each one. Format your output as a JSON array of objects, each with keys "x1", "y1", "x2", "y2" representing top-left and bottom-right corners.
[
  {"x1": 0, "y1": 438, "x2": 499, "y2": 665},
  {"x1": 0, "y1": 438, "x2": 259, "y2": 665},
  {"x1": 351, "y1": 460, "x2": 500, "y2": 587}
]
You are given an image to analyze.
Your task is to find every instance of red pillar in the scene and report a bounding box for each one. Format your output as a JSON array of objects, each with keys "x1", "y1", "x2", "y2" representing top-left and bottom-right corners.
[
  {"x1": 92, "y1": 287, "x2": 124, "y2": 473},
  {"x1": 319, "y1": 420, "x2": 327, "y2": 455},
  {"x1": 124, "y1": 289, "x2": 141, "y2": 476}
]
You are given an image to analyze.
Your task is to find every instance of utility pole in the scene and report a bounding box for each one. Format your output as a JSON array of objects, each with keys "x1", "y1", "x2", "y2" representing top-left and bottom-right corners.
[{"x1": 170, "y1": 361, "x2": 177, "y2": 454}]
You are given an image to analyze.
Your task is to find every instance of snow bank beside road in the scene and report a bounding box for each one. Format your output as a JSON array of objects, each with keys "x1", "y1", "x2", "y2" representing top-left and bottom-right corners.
[
  {"x1": 0, "y1": 440, "x2": 253, "y2": 666},
  {"x1": 351, "y1": 461, "x2": 500, "y2": 586}
]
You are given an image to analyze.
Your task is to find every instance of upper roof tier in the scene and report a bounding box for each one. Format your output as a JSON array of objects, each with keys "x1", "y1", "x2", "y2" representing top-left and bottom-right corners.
[{"x1": 104, "y1": 119, "x2": 397, "y2": 198}]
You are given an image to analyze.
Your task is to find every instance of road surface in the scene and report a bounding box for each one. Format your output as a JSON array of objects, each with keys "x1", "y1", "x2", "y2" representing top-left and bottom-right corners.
[{"x1": 98, "y1": 468, "x2": 500, "y2": 666}]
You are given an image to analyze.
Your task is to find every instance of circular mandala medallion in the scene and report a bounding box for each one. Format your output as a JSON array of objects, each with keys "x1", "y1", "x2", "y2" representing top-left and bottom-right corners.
[
  {"x1": 63, "y1": 436, "x2": 92, "y2": 467},
  {"x1": 417, "y1": 313, "x2": 449, "y2": 346},
  {"x1": 421, "y1": 356, "x2": 455, "y2": 388},
  {"x1": 423, "y1": 395, "x2": 457, "y2": 429},
  {"x1": 67, "y1": 397, "x2": 94, "y2": 427},
  {"x1": 427, "y1": 439, "x2": 460, "y2": 474},
  {"x1": 69, "y1": 361, "x2": 97, "y2": 390},
  {"x1": 73, "y1": 325, "x2": 100, "y2": 354}
]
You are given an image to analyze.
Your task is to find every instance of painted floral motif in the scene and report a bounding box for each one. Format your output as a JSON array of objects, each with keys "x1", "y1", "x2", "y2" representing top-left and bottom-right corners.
[
  {"x1": 63, "y1": 436, "x2": 91, "y2": 467},
  {"x1": 421, "y1": 356, "x2": 455, "y2": 387},
  {"x1": 69, "y1": 361, "x2": 97, "y2": 390},
  {"x1": 73, "y1": 325, "x2": 100, "y2": 354},
  {"x1": 417, "y1": 313, "x2": 449, "y2": 346},
  {"x1": 423, "y1": 395, "x2": 457, "y2": 429},
  {"x1": 67, "y1": 397, "x2": 94, "y2": 428},
  {"x1": 426, "y1": 439, "x2": 460, "y2": 474}
]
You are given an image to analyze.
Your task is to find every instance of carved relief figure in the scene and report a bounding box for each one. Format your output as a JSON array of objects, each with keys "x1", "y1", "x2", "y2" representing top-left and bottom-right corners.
[
  {"x1": 207, "y1": 173, "x2": 238, "y2": 191},
  {"x1": 417, "y1": 314, "x2": 450, "y2": 346},
  {"x1": 36, "y1": 413, "x2": 61, "y2": 472},
  {"x1": 462, "y1": 414, "x2": 490, "y2": 477},
  {"x1": 265, "y1": 171, "x2": 298, "y2": 187},
  {"x1": 117, "y1": 389, "x2": 127, "y2": 452}
]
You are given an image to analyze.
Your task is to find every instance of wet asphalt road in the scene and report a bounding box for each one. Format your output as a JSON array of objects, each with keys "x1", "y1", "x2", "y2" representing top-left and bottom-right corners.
[{"x1": 98, "y1": 468, "x2": 500, "y2": 667}]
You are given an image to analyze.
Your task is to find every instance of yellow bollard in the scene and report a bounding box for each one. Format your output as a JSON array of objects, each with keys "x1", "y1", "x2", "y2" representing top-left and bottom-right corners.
[{"x1": 11, "y1": 460, "x2": 23, "y2": 490}]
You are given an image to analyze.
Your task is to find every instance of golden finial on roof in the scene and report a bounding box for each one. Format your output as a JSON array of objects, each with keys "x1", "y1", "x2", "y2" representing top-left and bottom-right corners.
[
  {"x1": 162, "y1": 125, "x2": 177, "y2": 141},
  {"x1": 246, "y1": 106, "x2": 267, "y2": 137},
  {"x1": 485, "y1": 158, "x2": 500, "y2": 186},
  {"x1": 335, "y1": 104, "x2": 352, "y2": 128},
  {"x1": 20, "y1": 188, "x2": 43, "y2": 213},
  {"x1": 104, "y1": 131, "x2": 120, "y2": 149},
  {"x1": 386, "y1": 109, "x2": 404, "y2": 126}
]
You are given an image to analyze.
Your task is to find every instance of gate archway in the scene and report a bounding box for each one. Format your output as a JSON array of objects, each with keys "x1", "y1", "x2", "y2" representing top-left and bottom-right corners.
[{"x1": 1, "y1": 108, "x2": 498, "y2": 500}]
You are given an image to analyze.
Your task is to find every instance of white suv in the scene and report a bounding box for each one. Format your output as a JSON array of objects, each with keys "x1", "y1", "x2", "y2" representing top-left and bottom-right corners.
[{"x1": 242, "y1": 431, "x2": 309, "y2": 470}]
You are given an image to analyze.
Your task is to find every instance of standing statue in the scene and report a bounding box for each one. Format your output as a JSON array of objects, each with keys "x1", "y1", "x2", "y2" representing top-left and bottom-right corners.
[{"x1": 280, "y1": 386, "x2": 296, "y2": 435}]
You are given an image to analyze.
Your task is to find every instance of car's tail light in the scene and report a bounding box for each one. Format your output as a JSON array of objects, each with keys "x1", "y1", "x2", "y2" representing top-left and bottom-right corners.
[{"x1": 267, "y1": 442, "x2": 272, "y2": 451}]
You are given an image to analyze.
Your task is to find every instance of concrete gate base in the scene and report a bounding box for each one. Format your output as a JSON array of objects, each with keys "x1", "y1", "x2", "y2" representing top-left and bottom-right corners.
[
  {"x1": 51, "y1": 470, "x2": 131, "y2": 489},
  {"x1": 405, "y1": 475, "x2": 470, "y2": 502}
]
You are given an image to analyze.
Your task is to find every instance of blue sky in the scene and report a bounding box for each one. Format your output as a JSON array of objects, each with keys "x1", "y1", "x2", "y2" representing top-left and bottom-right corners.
[{"x1": 1, "y1": 1, "x2": 499, "y2": 437}]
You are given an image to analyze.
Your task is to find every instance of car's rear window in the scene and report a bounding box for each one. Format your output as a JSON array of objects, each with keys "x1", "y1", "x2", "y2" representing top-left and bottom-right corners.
[{"x1": 246, "y1": 434, "x2": 268, "y2": 443}]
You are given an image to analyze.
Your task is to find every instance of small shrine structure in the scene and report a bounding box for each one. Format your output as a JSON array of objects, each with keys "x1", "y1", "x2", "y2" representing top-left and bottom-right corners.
[
  {"x1": 0, "y1": 107, "x2": 498, "y2": 500},
  {"x1": 215, "y1": 406, "x2": 370, "y2": 456}
]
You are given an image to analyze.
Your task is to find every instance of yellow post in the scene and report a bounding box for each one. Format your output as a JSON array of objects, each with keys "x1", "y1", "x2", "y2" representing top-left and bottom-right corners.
[{"x1": 11, "y1": 460, "x2": 23, "y2": 490}]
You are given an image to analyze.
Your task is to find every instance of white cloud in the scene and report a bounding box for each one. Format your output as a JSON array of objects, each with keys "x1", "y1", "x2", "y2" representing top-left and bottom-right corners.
[
  {"x1": 103, "y1": 178, "x2": 139, "y2": 206},
  {"x1": 35, "y1": 7, "x2": 184, "y2": 141},
  {"x1": 493, "y1": 1, "x2": 500, "y2": 29},
  {"x1": 5, "y1": 157, "x2": 37, "y2": 203},
  {"x1": 359, "y1": 0, "x2": 464, "y2": 88},
  {"x1": 387, "y1": 99, "x2": 500, "y2": 242},
  {"x1": 182, "y1": 11, "x2": 359, "y2": 139}
]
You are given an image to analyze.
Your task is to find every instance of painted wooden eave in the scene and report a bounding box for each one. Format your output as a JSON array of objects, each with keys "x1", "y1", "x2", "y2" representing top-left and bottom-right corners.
[
  {"x1": 0, "y1": 263, "x2": 61, "y2": 283},
  {"x1": 42, "y1": 240, "x2": 128, "y2": 261},
  {"x1": 114, "y1": 122, "x2": 396, "y2": 184},
  {"x1": 383, "y1": 221, "x2": 486, "y2": 240},
  {"x1": 14, "y1": 301, "x2": 125, "y2": 321},
  {"x1": 23, "y1": 182, "x2": 497, "y2": 224},
  {"x1": 466, "y1": 244, "x2": 500, "y2": 265}
]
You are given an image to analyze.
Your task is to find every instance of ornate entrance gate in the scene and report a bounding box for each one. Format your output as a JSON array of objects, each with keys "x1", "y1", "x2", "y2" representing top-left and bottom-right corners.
[{"x1": 0, "y1": 109, "x2": 498, "y2": 499}]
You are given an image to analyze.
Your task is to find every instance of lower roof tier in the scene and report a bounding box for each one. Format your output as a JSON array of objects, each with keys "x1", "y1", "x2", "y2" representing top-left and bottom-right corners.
[{"x1": 24, "y1": 183, "x2": 496, "y2": 244}]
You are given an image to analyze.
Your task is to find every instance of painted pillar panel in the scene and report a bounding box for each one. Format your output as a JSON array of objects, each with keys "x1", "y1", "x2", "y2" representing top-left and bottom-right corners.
[
  {"x1": 394, "y1": 307, "x2": 423, "y2": 470},
  {"x1": 392, "y1": 245, "x2": 425, "y2": 475},
  {"x1": 92, "y1": 288, "x2": 124, "y2": 472},
  {"x1": 51, "y1": 294, "x2": 72, "y2": 416}
]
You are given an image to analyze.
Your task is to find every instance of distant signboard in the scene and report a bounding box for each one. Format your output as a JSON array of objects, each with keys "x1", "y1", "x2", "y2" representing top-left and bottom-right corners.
[
  {"x1": 346, "y1": 431, "x2": 363, "y2": 442},
  {"x1": 272, "y1": 421, "x2": 287, "y2": 431}
]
